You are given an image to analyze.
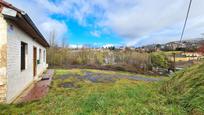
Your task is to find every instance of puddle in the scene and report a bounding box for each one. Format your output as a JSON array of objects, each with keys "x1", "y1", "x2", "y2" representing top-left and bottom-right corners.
[
  {"x1": 56, "y1": 74, "x2": 83, "y2": 80},
  {"x1": 58, "y1": 74, "x2": 71, "y2": 80},
  {"x1": 57, "y1": 71, "x2": 161, "y2": 88},
  {"x1": 82, "y1": 72, "x2": 116, "y2": 83},
  {"x1": 60, "y1": 82, "x2": 80, "y2": 88},
  {"x1": 84, "y1": 75, "x2": 115, "y2": 83}
]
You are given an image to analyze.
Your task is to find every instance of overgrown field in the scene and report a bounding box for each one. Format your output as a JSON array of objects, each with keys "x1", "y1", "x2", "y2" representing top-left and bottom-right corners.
[{"x1": 0, "y1": 64, "x2": 204, "y2": 114}]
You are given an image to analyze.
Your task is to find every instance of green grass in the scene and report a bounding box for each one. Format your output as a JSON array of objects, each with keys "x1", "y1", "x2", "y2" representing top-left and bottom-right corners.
[
  {"x1": 163, "y1": 51, "x2": 183, "y2": 55},
  {"x1": 56, "y1": 68, "x2": 162, "y2": 78},
  {"x1": 0, "y1": 66, "x2": 203, "y2": 115},
  {"x1": 161, "y1": 62, "x2": 204, "y2": 114}
]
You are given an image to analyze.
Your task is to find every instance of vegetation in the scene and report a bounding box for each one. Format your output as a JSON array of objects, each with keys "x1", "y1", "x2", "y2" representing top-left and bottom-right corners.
[
  {"x1": 161, "y1": 62, "x2": 204, "y2": 114},
  {"x1": 1, "y1": 63, "x2": 204, "y2": 115},
  {"x1": 47, "y1": 48, "x2": 153, "y2": 72},
  {"x1": 47, "y1": 48, "x2": 173, "y2": 75},
  {"x1": 150, "y1": 52, "x2": 169, "y2": 69},
  {"x1": 0, "y1": 69, "x2": 181, "y2": 114}
]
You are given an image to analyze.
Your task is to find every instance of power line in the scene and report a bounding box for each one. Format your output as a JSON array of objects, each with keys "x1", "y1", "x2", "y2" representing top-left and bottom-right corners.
[{"x1": 179, "y1": 0, "x2": 193, "y2": 43}]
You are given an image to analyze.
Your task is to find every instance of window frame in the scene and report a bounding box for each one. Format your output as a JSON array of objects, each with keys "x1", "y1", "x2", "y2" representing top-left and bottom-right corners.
[
  {"x1": 21, "y1": 42, "x2": 28, "y2": 71},
  {"x1": 43, "y1": 50, "x2": 46, "y2": 63},
  {"x1": 39, "y1": 48, "x2": 42, "y2": 64}
]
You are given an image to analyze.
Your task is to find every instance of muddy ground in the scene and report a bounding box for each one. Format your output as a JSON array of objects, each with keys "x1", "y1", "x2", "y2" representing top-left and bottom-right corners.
[{"x1": 56, "y1": 71, "x2": 162, "y2": 88}]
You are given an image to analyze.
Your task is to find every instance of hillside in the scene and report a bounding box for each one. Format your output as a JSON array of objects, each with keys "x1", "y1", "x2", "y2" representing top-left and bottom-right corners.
[{"x1": 161, "y1": 62, "x2": 204, "y2": 114}]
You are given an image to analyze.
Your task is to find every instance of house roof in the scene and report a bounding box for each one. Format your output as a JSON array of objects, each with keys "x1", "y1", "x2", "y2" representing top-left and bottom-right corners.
[{"x1": 0, "y1": 0, "x2": 50, "y2": 47}]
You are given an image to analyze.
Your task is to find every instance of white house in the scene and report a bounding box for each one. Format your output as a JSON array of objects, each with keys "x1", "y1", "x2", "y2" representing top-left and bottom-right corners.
[{"x1": 0, "y1": 1, "x2": 49, "y2": 103}]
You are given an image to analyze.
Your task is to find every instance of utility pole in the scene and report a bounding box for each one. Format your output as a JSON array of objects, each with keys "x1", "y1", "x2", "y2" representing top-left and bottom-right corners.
[
  {"x1": 180, "y1": 0, "x2": 193, "y2": 43},
  {"x1": 173, "y1": 53, "x2": 176, "y2": 72}
]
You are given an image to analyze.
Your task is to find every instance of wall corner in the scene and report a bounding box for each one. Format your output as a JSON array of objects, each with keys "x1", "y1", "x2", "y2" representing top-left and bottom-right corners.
[{"x1": 0, "y1": 13, "x2": 8, "y2": 103}]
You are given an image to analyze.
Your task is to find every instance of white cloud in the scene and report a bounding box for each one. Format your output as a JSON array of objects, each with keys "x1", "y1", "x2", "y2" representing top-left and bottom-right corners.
[
  {"x1": 40, "y1": 19, "x2": 68, "y2": 42},
  {"x1": 7, "y1": 0, "x2": 204, "y2": 46},
  {"x1": 103, "y1": 44, "x2": 114, "y2": 48},
  {"x1": 69, "y1": 44, "x2": 83, "y2": 49},
  {"x1": 7, "y1": 0, "x2": 68, "y2": 42},
  {"x1": 100, "y1": 0, "x2": 204, "y2": 46},
  {"x1": 90, "y1": 31, "x2": 100, "y2": 37}
]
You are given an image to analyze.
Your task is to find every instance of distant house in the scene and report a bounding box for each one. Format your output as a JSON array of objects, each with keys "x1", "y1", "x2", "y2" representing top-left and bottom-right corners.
[
  {"x1": 182, "y1": 52, "x2": 204, "y2": 60},
  {"x1": 139, "y1": 44, "x2": 160, "y2": 52},
  {"x1": 170, "y1": 52, "x2": 204, "y2": 62},
  {"x1": 164, "y1": 42, "x2": 185, "y2": 51},
  {"x1": 0, "y1": 1, "x2": 49, "y2": 103}
]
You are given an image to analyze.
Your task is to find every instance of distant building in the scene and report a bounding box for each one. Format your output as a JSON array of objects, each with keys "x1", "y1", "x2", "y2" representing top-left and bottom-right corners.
[
  {"x1": 170, "y1": 52, "x2": 204, "y2": 62},
  {"x1": 164, "y1": 42, "x2": 186, "y2": 51}
]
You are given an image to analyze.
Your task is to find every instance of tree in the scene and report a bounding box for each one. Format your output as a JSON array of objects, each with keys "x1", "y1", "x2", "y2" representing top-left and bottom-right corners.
[
  {"x1": 150, "y1": 52, "x2": 169, "y2": 68},
  {"x1": 61, "y1": 36, "x2": 69, "y2": 48},
  {"x1": 198, "y1": 43, "x2": 204, "y2": 54},
  {"x1": 49, "y1": 30, "x2": 57, "y2": 47},
  {"x1": 156, "y1": 44, "x2": 161, "y2": 48},
  {"x1": 108, "y1": 46, "x2": 116, "y2": 51}
]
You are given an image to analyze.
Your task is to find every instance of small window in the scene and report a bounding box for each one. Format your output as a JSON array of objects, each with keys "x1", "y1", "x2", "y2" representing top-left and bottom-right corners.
[
  {"x1": 21, "y1": 42, "x2": 28, "y2": 70},
  {"x1": 43, "y1": 50, "x2": 46, "y2": 62},
  {"x1": 39, "y1": 49, "x2": 41, "y2": 64}
]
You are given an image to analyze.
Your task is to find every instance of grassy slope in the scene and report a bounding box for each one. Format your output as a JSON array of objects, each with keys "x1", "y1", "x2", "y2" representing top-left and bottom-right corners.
[
  {"x1": 161, "y1": 62, "x2": 204, "y2": 114},
  {"x1": 0, "y1": 65, "x2": 203, "y2": 114}
]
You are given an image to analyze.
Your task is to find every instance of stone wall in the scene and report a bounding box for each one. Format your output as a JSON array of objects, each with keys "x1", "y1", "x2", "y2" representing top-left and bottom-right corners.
[{"x1": 0, "y1": 14, "x2": 7, "y2": 103}]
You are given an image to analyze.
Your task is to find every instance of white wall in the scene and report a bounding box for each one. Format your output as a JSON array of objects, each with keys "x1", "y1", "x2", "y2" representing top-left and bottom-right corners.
[{"x1": 6, "y1": 21, "x2": 47, "y2": 103}]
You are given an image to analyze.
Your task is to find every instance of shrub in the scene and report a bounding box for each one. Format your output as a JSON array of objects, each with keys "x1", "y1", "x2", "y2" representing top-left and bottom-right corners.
[{"x1": 150, "y1": 52, "x2": 169, "y2": 68}]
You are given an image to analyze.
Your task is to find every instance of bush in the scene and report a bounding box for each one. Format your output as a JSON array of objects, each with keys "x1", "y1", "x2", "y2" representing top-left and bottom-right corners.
[{"x1": 150, "y1": 52, "x2": 169, "y2": 68}]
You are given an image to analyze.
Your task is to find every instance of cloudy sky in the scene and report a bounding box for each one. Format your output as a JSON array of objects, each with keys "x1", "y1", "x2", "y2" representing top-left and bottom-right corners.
[{"x1": 6, "y1": 0, "x2": 204, "y2": 47}]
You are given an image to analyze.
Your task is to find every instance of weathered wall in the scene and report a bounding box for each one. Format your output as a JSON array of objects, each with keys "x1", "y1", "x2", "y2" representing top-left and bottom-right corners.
[
  {"x1": 0, "y1": 14, "x2": 7, "y2": 103},
  {"x1": 6, "y1": 20, "x2": 47, "y2": 103}
]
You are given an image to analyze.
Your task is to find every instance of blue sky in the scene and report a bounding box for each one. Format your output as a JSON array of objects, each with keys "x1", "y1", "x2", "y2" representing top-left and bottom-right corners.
[
  {"x1": 7, "y1": 0, "x2": 204, "y2": 47},
  {"x1": 50, "y1": 13, "x2": 124, "y2": 47}
]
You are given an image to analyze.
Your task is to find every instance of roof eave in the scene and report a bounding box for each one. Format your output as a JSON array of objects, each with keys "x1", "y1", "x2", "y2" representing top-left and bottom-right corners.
[
  {"x1": 23, "y1": 14, "x2": 50, "y2": 47},
  {"x1": 0, "y1": 0, "x2": 50, "y2": 48}
]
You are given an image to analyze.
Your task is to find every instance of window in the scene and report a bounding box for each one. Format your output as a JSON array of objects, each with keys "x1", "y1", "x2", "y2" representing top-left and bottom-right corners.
[
  {"x1": 43, "y1": 50, "x2": 46, "y2": 62},
  {"x1": 39, "y1": 49, "x2": 41, "y2": 64},
  {"x1": 21, "y1": 42, "x2": 28, "y2": 70}
]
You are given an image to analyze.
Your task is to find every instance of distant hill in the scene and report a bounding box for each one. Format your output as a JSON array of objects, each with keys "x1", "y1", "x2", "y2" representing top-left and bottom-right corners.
[
  {"x1": 178, "y1": 38, "x2": 204, "y2": 44},
  {"x1": 137, "y1": 38, "x2": 204, "y2": 51}
]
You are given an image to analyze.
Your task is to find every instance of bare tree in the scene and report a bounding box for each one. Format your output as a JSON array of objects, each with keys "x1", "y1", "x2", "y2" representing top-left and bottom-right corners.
[
  {"x1": 61, "y1": 36, "x2": 69, "y2": 48},
  {"x1": 49, "y1": 30, "x2": 57, "y2": 47}
]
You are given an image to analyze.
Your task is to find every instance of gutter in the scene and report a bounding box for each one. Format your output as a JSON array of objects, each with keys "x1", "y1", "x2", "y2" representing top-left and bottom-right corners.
[{"x1": 22, "y1": 13, "x2": 50, "y2": 47}]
